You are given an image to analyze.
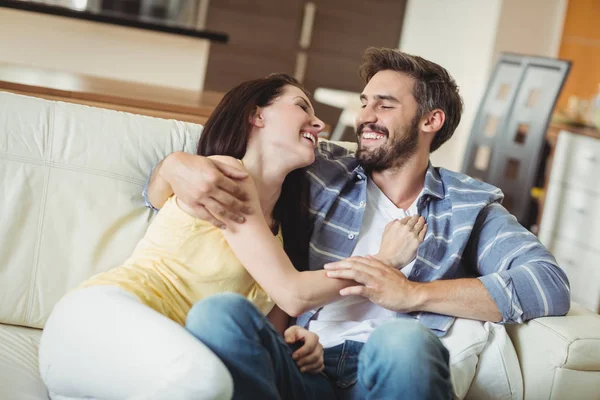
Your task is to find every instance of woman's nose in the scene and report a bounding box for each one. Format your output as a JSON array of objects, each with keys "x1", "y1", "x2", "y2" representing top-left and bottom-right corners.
[{"x1": 312, "y1": 116, "x2": 325, "y2": 132}]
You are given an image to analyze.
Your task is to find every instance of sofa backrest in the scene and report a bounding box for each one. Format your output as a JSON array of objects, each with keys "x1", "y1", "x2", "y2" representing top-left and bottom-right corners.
[{"x1": 0, "y1": 92, "x2": 202, "y2": 329}]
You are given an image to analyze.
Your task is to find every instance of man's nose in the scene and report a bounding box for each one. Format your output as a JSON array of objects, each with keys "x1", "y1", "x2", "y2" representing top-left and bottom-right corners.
[{"x1": 357, "y1": 105, "x2": 377, "y2": 128}]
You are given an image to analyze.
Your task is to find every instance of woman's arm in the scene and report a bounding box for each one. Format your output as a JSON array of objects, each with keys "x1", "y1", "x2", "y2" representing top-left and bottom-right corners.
[
  {"x1": 224, "y1": 215, "x2": 352, "y2": 317},
  {"x1": 201, "y1": 157, "x2": 353, "y2": 317}
]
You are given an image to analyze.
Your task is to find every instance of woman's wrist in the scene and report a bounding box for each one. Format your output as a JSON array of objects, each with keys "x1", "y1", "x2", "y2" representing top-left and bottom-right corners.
[{"x1": 372, "y1": 253, "x2": 395, "y2": 268}]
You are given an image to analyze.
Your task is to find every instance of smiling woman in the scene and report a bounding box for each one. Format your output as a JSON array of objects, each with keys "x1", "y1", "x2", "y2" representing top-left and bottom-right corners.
[{"x1": 37, "y1": 73, "x2": 352, "y2": 400}]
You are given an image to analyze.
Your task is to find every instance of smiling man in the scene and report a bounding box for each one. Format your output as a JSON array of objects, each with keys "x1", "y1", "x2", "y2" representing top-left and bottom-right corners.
[{"x1": 145, "y1": 48, "x2": 570, "y2": 399}]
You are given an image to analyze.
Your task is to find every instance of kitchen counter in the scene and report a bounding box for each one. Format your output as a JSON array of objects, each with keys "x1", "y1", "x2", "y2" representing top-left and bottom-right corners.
[
  {"x1": 0, "y1": 62, "x2": 224, "y2": 124},
  {"x1": 0, "y1": 0, "x2": 228, "y2": 42}
]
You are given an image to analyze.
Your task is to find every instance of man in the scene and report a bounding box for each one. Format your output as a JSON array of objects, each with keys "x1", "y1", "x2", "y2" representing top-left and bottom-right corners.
[{"x1": 145, "y1": 48, "x2": 570, "y2": 399}]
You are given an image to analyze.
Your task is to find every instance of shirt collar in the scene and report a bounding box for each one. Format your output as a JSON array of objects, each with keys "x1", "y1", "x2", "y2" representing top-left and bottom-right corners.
[
  {"x1": 356, "y1": 161, "x2": 445, "y2": 201},
  {"x1": 422, "y1": 162, "x2": 445, "y2": 200}
]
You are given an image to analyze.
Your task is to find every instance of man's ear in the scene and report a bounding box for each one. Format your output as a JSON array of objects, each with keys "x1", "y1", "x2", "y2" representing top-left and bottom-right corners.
[
  {"x1": 249, "y1": 107, "x2": 265, "y2": 128},
  {"x1": 421, "y1": 109, "x2": 445, "y2": 135}
]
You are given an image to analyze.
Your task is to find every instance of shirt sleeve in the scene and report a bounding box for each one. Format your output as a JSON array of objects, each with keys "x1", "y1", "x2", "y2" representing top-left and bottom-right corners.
[{"x1": 467, "y1": 203, "x2": 570, "y2": 323}]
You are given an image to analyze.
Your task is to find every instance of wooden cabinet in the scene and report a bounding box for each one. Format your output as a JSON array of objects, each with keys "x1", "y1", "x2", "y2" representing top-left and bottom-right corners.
[
  {"x1": 0, "y1": 63, "x2": 223, "y2": 125},
  {"x1": 203, "y1": 0, "x2": 305, "y2": 92},
  {"x1": 203, "y1": 0, "x2": 407, "y2": 127}
]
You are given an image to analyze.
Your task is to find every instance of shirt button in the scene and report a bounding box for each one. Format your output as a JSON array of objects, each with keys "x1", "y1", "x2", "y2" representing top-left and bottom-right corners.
[
  {"x1": 348, "y1": 233, "x2": 355, "y2": 239},
  {"x1": 359, "y1": 201, "x2": 366, "y2": 207},
  {"x1": 356, "y1": 175, "x2": 363, "y2": 180}
]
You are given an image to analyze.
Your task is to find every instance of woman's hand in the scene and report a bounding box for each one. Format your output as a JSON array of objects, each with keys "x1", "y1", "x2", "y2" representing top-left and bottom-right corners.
[
  {"x1": 284, "y1": 326, "x2": 324, "y2": 374},
  {"x1": 376, "y1": 215, "x2": 427, "y2": 268}
]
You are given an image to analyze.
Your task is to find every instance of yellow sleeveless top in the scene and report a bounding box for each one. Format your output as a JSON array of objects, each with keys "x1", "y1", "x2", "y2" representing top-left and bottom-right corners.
[{"x1": 80, "y1": 196, "x2": 276, "y2": 325}]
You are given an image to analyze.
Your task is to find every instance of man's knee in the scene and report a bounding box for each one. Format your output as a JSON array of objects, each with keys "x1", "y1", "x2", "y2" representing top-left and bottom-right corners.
[
  {"x1": 363, "y1": 319, "x2": 449, "y2": 367},
  {"x1": 185, "y1": 293, "x2": 260, "y2": 334},
  {"x1": 358, "y1": 320, "x2": 452, "y2": 399}
]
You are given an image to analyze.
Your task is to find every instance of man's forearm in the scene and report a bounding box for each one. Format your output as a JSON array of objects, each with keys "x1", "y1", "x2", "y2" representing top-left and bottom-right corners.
[
  {"x1": 147, "y1": 157, "x2": 174, "y2": 209},
  {"x1": 412, "y1": 278, "x2": 502, "y2": 322}
]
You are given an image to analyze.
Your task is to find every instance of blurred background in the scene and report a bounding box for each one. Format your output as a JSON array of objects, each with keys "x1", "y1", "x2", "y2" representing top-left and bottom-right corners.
[{"x1": 1, "y1": 0, "x2": 600, "y2": 312}]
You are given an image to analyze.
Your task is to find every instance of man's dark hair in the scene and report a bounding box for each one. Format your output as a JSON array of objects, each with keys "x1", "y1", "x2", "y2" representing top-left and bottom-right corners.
[{"x1": 359, "y1": 47, "x2": 463, "y2": 152}]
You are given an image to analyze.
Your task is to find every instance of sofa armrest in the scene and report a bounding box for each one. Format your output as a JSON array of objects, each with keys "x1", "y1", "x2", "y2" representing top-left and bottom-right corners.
[{"x1": 506, "y1": 303, "x2": 600, "y2": 399}]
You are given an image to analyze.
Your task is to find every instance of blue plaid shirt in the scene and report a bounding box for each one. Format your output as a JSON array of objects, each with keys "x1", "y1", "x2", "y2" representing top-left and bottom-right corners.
[
  {"x1": 144, "y1": 141, "x2": 570, "y2": 337},
  {"x1": 295, "y1": 141, "x2": 570, "y2": 336}
]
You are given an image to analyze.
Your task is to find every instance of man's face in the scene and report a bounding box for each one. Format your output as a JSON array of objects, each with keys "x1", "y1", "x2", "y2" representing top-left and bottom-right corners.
[{"x1": 355, "y1": 70, "x2": 421, "y2": 172}]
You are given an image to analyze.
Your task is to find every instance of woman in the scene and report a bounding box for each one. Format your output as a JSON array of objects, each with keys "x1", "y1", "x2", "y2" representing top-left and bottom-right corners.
[{"x1": 39, "y1": 74, "x2": 426, "y2": 400}]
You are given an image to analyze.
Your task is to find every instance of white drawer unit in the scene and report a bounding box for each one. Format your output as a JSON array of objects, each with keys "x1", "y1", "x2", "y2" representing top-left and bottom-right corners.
[
  {"x1": 549, "y1": 238, "x2": 600, "y2": 313},
  {"x1": 540, "y1": 183, "x2": 600, "y2": 248},
  {"x1": 546, "y1": 130, "x2": 600, "y2": 193},
  {"x1": 539, "y1": 130, "x2": 600, "y2": 313}
]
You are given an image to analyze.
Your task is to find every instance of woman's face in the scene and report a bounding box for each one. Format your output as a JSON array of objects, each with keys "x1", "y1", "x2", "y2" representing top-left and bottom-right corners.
[{"x1": 252, "y1": 85, "x2": 324, "y2": 168}]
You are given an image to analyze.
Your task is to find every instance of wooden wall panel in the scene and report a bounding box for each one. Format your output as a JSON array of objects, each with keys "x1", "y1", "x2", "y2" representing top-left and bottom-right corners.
[
  {"x1": 556, "y1": 0, "x2": 600, "y2": 110},
  {"x1": 203, "y1": 0, "x2": 304, "y2": 92}
]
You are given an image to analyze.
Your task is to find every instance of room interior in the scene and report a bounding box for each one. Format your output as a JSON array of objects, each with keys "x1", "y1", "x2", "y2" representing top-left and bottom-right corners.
[{"x1": 1, "y1": 0, "x2": 600, "y2": 399}]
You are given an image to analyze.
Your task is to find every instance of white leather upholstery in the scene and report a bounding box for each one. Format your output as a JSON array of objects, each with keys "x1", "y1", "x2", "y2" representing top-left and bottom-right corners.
[
  {"x1": 507, "y1": 303, "x2": 600, "y2": 399},
  {"x1": 1, "y1": 92, "x2": 599, "y2": 399},
  {"x1": 0, "y1": 324, "x2": 47, "y2": 399},
  {"x1": 0, "y1": 92, "x2": 202, "y2": 329}
]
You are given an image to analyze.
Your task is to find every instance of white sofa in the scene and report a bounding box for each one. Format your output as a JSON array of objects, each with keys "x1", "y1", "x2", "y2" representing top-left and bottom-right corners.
[{"x1": 1, "y1": 92, "x2": 599, "y2": 399}]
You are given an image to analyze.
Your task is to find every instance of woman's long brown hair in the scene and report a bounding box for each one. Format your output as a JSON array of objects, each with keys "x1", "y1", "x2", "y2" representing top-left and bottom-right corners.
[{"x1": 197, "y1": 74, "x2": 311, "y2": 271}]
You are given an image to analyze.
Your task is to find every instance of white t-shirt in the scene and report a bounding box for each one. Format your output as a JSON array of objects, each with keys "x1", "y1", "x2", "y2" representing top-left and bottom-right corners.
[{"x1": 308, "y1": 179, "x2": 422, "y2": 348}]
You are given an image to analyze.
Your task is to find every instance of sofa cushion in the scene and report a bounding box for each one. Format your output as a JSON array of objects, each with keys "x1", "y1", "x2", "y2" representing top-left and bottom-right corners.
[
  {"x1": 507, "y1": 303, "x2": 600, "y2": 399},
  {"x1": 0, "y1": 324, "x2": 47, "y2": 399},
  {"x1": 0, "y1": 92, "x2": 202, "y2": 328},
  {"x1": 440, "y1": 318, "x2": 523, "y2": 400},
  {"x1": 440, "y1": 318, "x2": 488, "y2": 398},
  {"x1": 465, "y1": 322, "x2": 523, "y2": 400}
]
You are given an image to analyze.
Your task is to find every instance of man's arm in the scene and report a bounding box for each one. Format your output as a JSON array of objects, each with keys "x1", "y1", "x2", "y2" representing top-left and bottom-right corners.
[
  {"x1": 325, "y1": 257, "x2": 502, "y2": 321},
  {"x1": 412, "y1": 278, "x2": 502, "y2": 322},
  {"x1": 465, "y1": 203, "x2": 570, "y2": 323},
  {"x1": 324, "y1": 204, "x2": 570, "y2": 323},
  {"x1": 145, "y1": 158, "x2": 174, "y2": 210},
  {"x1": 144, "y1": 152, "x2": 252, "y2": 228}
]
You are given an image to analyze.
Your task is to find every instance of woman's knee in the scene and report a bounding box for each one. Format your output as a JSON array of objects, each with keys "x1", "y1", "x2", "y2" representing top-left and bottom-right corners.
[{"x1": 152, "y1": 355, "x2": 233, "y2": 400}]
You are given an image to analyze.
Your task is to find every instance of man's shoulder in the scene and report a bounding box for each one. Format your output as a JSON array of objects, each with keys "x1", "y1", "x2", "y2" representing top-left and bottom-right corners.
[
  {"x1": 316, "y1": 140, "x2": 357, "y2": 160},
  {"x1": 307, "y1": 140, "x2": 360, "y2": 181},
  {"x1": 436, "y1": 167, "x2": 504, "y2": 205}
]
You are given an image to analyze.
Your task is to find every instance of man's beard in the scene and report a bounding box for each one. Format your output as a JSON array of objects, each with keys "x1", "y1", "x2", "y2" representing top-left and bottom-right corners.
[{"x1": 355, "y1": 116, "x2": 419, "y2": 172}]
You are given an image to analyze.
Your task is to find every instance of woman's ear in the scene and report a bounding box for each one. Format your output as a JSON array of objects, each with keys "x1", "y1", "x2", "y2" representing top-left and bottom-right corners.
[{"x1": 249, "y1": 107, "x2": 265, "y2": 128}]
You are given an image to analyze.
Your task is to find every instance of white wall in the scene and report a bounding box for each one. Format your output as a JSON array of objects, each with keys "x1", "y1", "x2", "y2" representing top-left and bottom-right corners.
[
  {"x1": 0, "y1": 8, "x2": 210, "y2": 91},
  {"x1": 492, "y1": 0, "x2": 567, "y2": 60},
  {"x1": 399, "y1": 0, "x2": 567, "y2": 172},
  {"x1": 399, "y1": 0, "x2": 503, "y2": 171}
]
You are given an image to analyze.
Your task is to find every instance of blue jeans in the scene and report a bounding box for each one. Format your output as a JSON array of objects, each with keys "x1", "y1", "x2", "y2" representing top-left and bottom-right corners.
[
  {"x1": 185, "y1": 293, "x2": 336, "y2": 400},
  {"x1": 323, "y1": 319, "x2": 452, "y2": 400}
]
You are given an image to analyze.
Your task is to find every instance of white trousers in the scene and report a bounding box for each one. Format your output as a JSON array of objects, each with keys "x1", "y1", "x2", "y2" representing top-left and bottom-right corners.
[{"x1": 38, "y1": 286, "x2": 233, "y2": 400}]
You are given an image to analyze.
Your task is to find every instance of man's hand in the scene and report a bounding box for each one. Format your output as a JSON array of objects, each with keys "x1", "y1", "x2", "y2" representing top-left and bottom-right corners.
[
  {"x1": 160, "y1": 152, "x2": 252, "y2": 228},
  {"x1": 284, "y1": 326, "x2": 324, "y2": 374},
  {"x1": 324, "y1": 256, "x2": 422, "y2": 313}
]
